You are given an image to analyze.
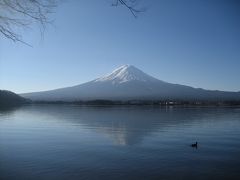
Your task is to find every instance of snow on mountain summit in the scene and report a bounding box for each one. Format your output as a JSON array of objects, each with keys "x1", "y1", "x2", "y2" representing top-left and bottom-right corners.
[
  {"x1": 94, "y1": 65, "x2": 159, "y2": 84},
  {"x1": 20, "y1": 65, "x2": 240, "y2": 101}
]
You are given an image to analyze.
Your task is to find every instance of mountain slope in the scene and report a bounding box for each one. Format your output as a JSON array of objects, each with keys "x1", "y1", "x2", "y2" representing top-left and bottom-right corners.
[
  {"x1": 21, "y1": 65, "x2": 240, "y2": 101},
  {"x1": 0, "y1": 90, "x2": 29, "y2": 107}
]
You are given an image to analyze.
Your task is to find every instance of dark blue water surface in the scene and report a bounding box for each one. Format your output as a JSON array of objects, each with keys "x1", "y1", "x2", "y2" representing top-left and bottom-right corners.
[{"x1": 0, "y1": 105, "x2": 240, "y2": 180}]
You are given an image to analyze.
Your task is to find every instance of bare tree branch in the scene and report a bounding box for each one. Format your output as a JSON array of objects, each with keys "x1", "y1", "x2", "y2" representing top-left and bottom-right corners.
[
  {"x1": 0, "y1": 0, "x2": 143, "y2": 45},
  {"x1": 112, "y1": 0, "x2": 143, "y2": 17},
  {"x1": 0, "y1": 0, "x2": 57, "y2": 45}
]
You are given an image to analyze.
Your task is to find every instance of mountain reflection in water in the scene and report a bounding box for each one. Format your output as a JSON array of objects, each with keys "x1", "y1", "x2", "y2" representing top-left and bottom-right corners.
[{"x1": 1, "y1": 105, "x2": 240, "y2": 180}]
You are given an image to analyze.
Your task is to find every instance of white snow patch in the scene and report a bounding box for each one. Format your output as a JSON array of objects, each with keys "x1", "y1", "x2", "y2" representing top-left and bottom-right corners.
[{"x1": 94, "y1": 65, "x2": 158, "y2": 84}]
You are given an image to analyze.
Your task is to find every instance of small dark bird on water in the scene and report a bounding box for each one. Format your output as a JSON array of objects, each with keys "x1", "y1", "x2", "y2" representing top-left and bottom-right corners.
[{"x1": 191, "y1": 141, "x2": 198, "y2": 148}]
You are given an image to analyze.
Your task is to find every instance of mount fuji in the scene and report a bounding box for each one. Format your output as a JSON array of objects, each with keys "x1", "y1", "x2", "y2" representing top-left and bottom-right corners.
[{"x1": 21, "y1": 65, "x2": 240, "y2": 101}]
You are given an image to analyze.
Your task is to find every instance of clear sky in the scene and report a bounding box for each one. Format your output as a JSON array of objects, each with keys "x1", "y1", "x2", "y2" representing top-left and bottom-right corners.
[{"x1": 0, "y1": 0, "x2": 239, "y2": 93}]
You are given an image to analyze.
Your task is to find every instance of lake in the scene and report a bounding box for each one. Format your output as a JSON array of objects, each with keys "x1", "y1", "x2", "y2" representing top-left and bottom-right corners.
[{"x1": 0, "y1": 105, "x2": 240, "y2": 180}]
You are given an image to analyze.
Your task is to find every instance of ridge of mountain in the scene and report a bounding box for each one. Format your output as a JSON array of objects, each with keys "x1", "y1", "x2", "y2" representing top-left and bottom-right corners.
[{"x1": 20, "y1": 65, "x2": 240, "y2": 101}]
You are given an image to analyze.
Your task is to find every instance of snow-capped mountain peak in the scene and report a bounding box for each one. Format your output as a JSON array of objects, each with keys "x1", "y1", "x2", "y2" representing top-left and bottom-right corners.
[
  {"x1": 94, "y1": 65, "x2": 158, "y2": 84},
  {"x1": 21, "y1": 65, "x2": 240, "y2": 101}
]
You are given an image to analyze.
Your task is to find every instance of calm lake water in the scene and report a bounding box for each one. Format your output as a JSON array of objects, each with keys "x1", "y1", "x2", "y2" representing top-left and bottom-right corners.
[{"x1": 0, "y1": 105, "x2": 240, "y2": 180}]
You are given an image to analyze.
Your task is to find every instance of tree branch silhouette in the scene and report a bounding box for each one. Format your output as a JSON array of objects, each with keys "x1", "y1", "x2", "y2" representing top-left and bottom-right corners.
[
  {"x1": 112, "y1": 0, "x2": 143, "y2": 17},
  {"x1": 0, "y1": 0, "x2": 57, "y2": 45},
  {"x1": 0, "y1": 0, "x2": 142, "y2": 45}
]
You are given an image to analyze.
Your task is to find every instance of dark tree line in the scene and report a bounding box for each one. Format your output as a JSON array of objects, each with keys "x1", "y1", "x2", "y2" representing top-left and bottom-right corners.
[
  {"x1": 33, "y1": 99, "x2": 240, "y2": 106},
  {"x1": 0, "y1": 90, "x2": 29, "y2": 107}
]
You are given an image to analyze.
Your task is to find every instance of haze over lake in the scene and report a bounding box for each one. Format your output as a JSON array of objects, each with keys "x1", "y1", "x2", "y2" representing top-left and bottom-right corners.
[{"x1": 1, "y1": 105, "x2": 240, "y2": 180}]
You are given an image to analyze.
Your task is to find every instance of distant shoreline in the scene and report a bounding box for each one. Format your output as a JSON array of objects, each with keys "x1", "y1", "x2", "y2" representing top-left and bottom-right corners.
[{"x1": 31, "y1": 100, "x2": 240, "y2": 107}]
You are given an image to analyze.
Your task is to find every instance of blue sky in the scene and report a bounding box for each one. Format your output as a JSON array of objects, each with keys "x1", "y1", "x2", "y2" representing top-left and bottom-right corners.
[{"x1": 0, "y1": 0, "x2": 239, "y2": 93}]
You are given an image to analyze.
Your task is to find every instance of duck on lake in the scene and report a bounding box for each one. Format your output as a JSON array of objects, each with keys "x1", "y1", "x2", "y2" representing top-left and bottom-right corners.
[{"x1": 191, "y1": 141, "x2": 198, "y2": 148}]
